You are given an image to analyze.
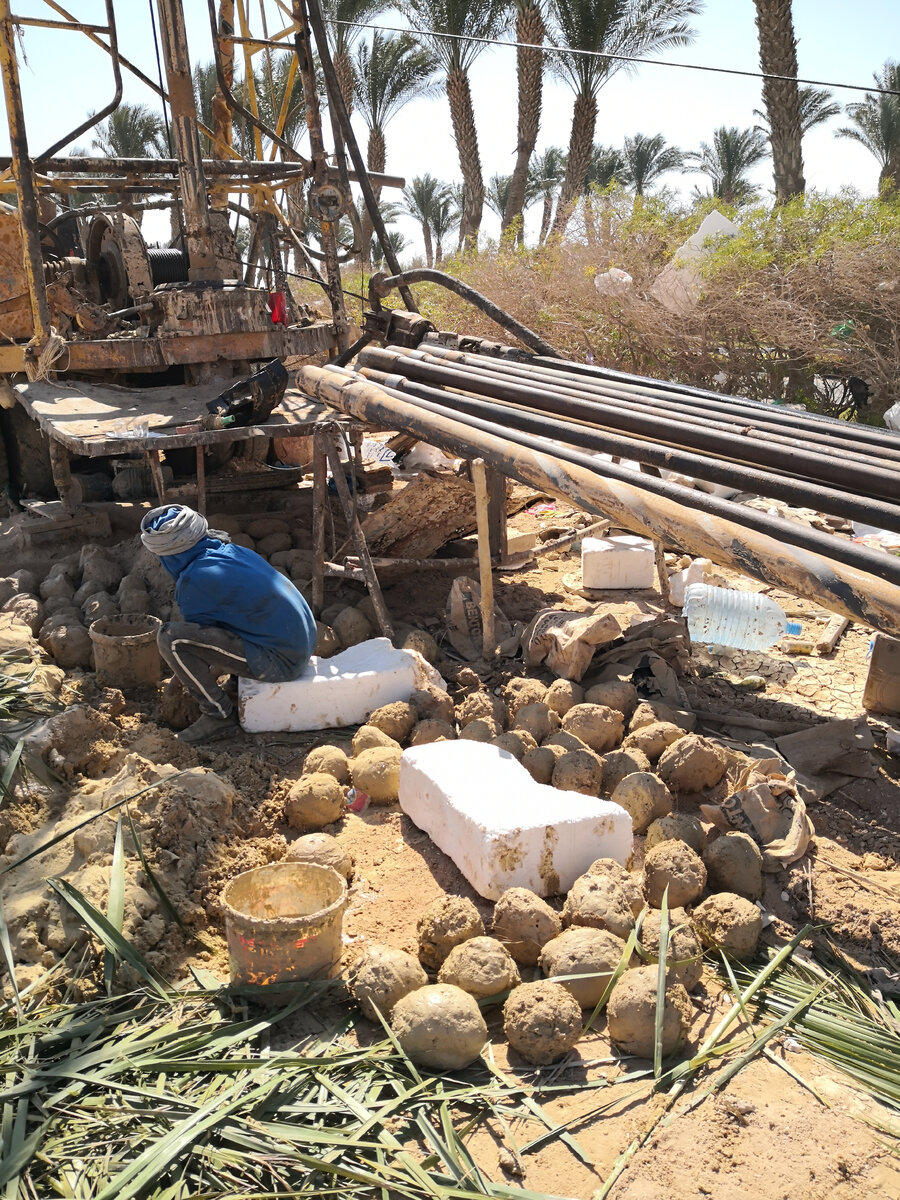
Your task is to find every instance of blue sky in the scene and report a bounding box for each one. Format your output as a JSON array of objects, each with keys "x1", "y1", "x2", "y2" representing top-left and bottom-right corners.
[{"x1": 2, "y1": 1, "x2": 898, "y2": 253}]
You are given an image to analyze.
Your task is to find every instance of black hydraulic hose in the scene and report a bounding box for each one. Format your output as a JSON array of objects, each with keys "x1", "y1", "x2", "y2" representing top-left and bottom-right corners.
[
  {"x1": 369, "y1": 269, "x2": 561, "y2": 358},
  {"x1": 358, "y1": 347, "x2": 900, "y2": 501},
  {"x1": 358, "y1": 365, "x2": 900, "y2": 535},
  {"x1": 340, "y1": 366, "x2": 900, "y2": 587},
  {"x1": 418, "y1": 345, "x2": 900, "y2": 464},
  {"x1": 532, "y1": 353, "x2": 900, "y2": 451}
]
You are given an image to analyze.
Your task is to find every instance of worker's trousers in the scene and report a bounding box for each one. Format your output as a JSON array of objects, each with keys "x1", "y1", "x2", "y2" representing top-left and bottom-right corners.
[{"x1": 157, "y1": 622, "x2": 256, "y2": 718}]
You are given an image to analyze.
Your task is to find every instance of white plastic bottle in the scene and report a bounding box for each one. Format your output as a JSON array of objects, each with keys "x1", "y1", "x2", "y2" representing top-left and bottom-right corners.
[{"x1": 683, "y1": 584, "x2": 802, "y2": 651}]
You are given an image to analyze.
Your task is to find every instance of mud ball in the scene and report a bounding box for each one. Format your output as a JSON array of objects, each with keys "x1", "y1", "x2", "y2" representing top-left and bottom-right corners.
[
  {"x1": 642, "y1": 840, "x2": 707, "y2": 909},
  {"x1": 491, "y1": 731, "x2": 530, "y2": 760},
  {"x1": 562, "y1": 704, "x2": 624, "y2": 753},
  {"x1": 417, "y1": 896, "x2": 485, "y2": 971},
  {"x1": 333, "y1": 606, "x2": 373, "y2": 649},
  {"x1": 352, "y1": 725, "x2": 400, "y2": 754},
  {"x1": 456, "y1": 690, "x2": 507, "y2": 730},
  {"x1": 158, "y1": 675, "x2": 201, "y2": 730},
  {"x1": 403, "y1": 629, "x2": 440, "y2": 664},
  {"x1": 39, "y1": 620, "x2": 92, "y2": 669},
  {"x1": 368, "y1": 701, "x2": 417, "y2": 744},
  {"x1": 503, "y1": 676, "x2": 548, "y2": 717},
  {"x1": 42, "y1": 596, "x2": 80, "y2": 619},
  {"x1": 543, "y1": 729, "x2": 592, "y2": 754},
  {"x1": 284, "y1": 772, "x2": 345, "y2": 831},
  {"x1": 410, "y1": 686, "x2": 455, "y2": 725},
  {"x1": 492, "y1": 887, "x2": 562, "y2": 965},
  {"x1": 315, "y1": 622, "x2": 340, "y2": 657},
  {"x1": 623, "y1": 721, "x2": 687, "y2": 762},
  {"x1": 410, "y1": 719, "x2": 457, "y2": 746},
  {"x1": 586, "y1": 859, "x2": 644, "y2": 918},
  {"x1": 117, "y1": 572, "x2": 146, "y2": 598},
  {"x1": 552, "y1": 749, "x2": 603, "y2": 795},
  {"x1": 459, "y1": 717, "x2": 501, "y2": 742},
  {"x1": 601, "y1": 747, "x2": 652, "y2": 795},
  {"x1": 119, "y1": 588, "x2": 150, "y2": 616},
  {"x1": 74, "y1": 578, "x2": 108, "y2": 607},
  {"x1": 611, "y1": 772, "x2": 674, "y2": 834},
  {"x1": 630, "y1": 700, "x2": 683, "y2": 731},
  {"x1": 545, "y1": 679, "x2": 584, "y2": 717},
  {"x1": 350, "y1": 747, "x2": 402, "y2": 805},
  {"x1": 2, "y1": 594, "x2": 42, "y2": 634},
  {"x1": 438, "y1": 935, "x2": 521, "y2": 1000},
  {"x1": 39, "y1": 573, "x2": 75, "y2": 602},
  {"x1": 584, "y1": 680, "x2": 638, "y2": 720},
  {"x1": 606, "y1": 966, "x2": 692, "y2": 1059},
  {"x1": 391, "y1": 983, "x2": 488, "y2": 1070},
  {"x1": 303, "y1": 744, "x2": 351, "y2": 784},
  {"x1": 80, "y1": 545, "x2": 122, "y2": 590},
  {"x1": 644, "y1": 813, "x2": 707, "y2": 855},
  {"x1": 521, "y1": 746, "x2": 557, "y2": 784},
  {"x1": 693, "y1": 893, "x2": 762, "y2": 960},
  {"x1": 540, "y1": 927, "x2": 630, "y2": 1008},
  {"x1": 503, "y1": 980, "x2": 583, "y2": 1065},
  {"x1": 563, "y1": 872, "x2": 634, "y2": 939},
  {"x1": 257, "y1": 531, "x2": 292, "y2": 557},
  {"x1": 703, "y1": 832, "x2": 763, "y2": 900},
  {"x1": 640, "y1": 907, "x2": 704, "y2": 991},
  {"x1": 657, "y1": 735, "x2": 727, "y2": 794},
  {"x1": 286, "y1": 832, "x2": 354, "y2": 880},
  {"x1": 353, "y1": 944, "x2": 428, "y2": 1021},
  {"x1": 82, "y1": 592, "x2": 117, "y2": 623},
  {"x1": 513, "y1": 702, "x2": 559, "y2": 743}
]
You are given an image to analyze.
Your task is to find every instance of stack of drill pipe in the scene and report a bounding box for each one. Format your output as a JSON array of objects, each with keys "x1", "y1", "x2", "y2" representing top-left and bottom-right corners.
[{"x1": 295, "y1": 359, "x2": 900, "y2": 638}]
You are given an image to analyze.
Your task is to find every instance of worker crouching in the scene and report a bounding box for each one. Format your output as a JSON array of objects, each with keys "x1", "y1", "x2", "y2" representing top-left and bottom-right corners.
[{"x1": 140, "y1": 504, "x2": 317, "y2": 744}]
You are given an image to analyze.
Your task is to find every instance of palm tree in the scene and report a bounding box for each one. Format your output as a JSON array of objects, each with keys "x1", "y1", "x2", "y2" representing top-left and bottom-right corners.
[
  {"x1": 621, "y1": 132, "x2": 683, "y2": 196},
  {"x1": 353, "y1": 31, "x2": 439, "y2": 262},
  {"x1": 531, "y1": 145, "x2": 566, "y2": 244},
  {"x1": 503, "y1": 0, "x2": 547, "y2": 236},
  {"x1": 753, "y1": 0, "x2": 805, "y2": 202},
  {"x1": 585, "y1": 144, "x2": 626, "y2": 190},
  {"x1": 687, "y1": 126, "x2": 769, "y2": 205},
  {"x1": 403, "y1": 173, "x2": 451, "y2": 266},
  {"x1": 754, "y1": 85, "x2": 840, "y2": 139},
  {"x1": 485, "y1": 173, "x2": 512, "y2": 221},
  {"x1": 430, "y1": 191, "x2": 460, "y2": 263},
  {"x1": 92, "y1": 103, "x2": 166, "y2": 224},
  {"x1": 837, "y1": 61, "x2": 900, "y2": 198},
  {"x1": 321, "y1": 0, "x2": 388, "y2": 113},
  {"x1": 372, "y1": 228, "x2": 408, "y2": 268},
  {"x1": 546, "y1": 0, "x2": 699, "y2": 238},
  {"x1": 403, "y1": 0, "x2": 511, "y2": 250}
]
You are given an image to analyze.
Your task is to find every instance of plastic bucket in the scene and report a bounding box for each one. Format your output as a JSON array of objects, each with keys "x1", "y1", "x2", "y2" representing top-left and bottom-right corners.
[
  {"x1": 89, "y1": 613, "x2": 162, "y2": 688},
  {"x1": 221, "y1": 861, "x2": 347, "y2": 988}
]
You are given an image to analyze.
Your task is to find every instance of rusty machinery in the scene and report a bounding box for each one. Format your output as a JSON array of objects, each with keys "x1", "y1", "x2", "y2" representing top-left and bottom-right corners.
[{"x1": 0, "y1": 0, "x2": 412, "y2": 508}]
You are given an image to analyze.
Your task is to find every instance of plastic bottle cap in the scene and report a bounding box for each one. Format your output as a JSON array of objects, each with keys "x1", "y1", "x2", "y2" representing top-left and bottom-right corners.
[{"x1": 785, "y1": 620, "x2": 803, "y2": 636}]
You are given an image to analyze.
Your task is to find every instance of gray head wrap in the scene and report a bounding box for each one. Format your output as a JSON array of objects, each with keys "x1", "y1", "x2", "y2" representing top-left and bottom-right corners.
[{"x1": 140, "y1": 505, "x2": 209, "y2": 556}]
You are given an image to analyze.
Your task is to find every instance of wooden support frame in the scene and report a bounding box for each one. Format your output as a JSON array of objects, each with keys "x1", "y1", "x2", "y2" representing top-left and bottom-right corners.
[{"x1": 472, "y1": 458, "x2": 496, "y2": 659}]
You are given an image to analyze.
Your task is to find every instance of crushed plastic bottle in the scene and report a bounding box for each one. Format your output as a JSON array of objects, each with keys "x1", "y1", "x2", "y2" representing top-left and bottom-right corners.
[
  {"x1": 346, "y1": 787, "x2": 370, "y2": 815},
  {"x1": 683, "y1": 584, "x2": 801, "y2": 651}
]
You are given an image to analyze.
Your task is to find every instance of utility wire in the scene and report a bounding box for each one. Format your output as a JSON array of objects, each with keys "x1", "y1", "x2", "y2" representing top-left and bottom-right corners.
[{"x1": 332, "y1": 18, "x2": 900, "y2": 98}]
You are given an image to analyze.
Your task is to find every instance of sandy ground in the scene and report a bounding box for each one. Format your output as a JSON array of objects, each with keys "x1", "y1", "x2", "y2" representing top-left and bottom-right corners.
[{"x1": 1, "y1": 491, "x2": 899, "y2": 1198}]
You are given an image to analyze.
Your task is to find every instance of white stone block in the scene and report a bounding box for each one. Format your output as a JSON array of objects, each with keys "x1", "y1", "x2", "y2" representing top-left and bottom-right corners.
[
  {"x1": 239, "y1": 637, "x2": 444, "y2": 733},
  {"x1": 582, "y1": 535, "x2": 655, "y2": 590},
  {"x1": 399, "y1": 742, "x2": 632, "y2": 900}
]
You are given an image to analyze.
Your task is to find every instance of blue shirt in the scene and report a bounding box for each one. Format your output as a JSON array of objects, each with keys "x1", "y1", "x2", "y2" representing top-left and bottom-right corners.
[{"x1": 159, "y1": 537, "x2": 317, "y2": 682}]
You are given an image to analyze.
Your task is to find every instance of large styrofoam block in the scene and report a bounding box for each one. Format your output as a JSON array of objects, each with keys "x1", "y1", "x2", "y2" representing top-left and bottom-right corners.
[
  {"x1": 399, "y1": 742, "x2": 632, "y2": 900},
  {"x1": 239, "y1": 637, "x2": 444, "y2": 733},
  {"x1": 582, "y1": 535, "x2": 655, "y2": 590}
]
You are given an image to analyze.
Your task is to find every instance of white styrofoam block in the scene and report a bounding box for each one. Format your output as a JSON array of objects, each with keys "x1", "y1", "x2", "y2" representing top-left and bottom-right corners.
[
  {"x1": 399, "y1": 742, "x2": 632, "y2": 900},
  {"x1": 239, "y1": 637, "x2": 445, "y2": 733},
  {"x1": 582, "y1": 535, "x2": 655, "y2": 590}
]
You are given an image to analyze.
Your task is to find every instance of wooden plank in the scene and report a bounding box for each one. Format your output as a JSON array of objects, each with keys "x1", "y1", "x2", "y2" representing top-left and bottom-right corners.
[{"x1": 473, "y1": 459, "x2": 496, "y2": 659}]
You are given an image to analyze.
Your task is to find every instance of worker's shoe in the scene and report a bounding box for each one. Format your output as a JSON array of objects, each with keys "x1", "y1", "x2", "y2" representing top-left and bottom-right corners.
[{"x1": 178, "y1": 710, "x2": 240, "y2": 745}]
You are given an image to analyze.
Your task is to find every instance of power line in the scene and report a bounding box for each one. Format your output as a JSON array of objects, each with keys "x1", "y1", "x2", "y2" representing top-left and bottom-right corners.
[{"x1": 334, "y1": 19, "x2": 900, "y2": 98}]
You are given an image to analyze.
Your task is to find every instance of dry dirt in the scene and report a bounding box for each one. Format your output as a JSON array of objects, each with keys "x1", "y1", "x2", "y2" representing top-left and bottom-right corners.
[{"x1": 1, "y1": 495, "x2": 900, "y2": 1199}]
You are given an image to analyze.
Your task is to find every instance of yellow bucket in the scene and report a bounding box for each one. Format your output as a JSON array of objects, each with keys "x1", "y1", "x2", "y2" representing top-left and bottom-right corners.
[{"x1": 221, "y1": 861, "x2": 347, "y2": 988}]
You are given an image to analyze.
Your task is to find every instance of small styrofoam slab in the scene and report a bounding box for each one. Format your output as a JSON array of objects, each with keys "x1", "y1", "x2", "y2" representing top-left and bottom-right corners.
[
  {"x1": 399, "y1": 741, "x2": 633, "y2": 900},
  {"x1": 239, "y1": 637, "x2": 443, "y2": 733},
  {"x1": 582, "y1": 534, "x2": 655, "y2": 590}
]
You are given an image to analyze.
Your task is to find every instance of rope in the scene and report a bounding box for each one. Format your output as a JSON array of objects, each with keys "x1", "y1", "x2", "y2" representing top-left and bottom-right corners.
[{"x1": 24, "y1": 329, "x2": 68, "y2": 382}]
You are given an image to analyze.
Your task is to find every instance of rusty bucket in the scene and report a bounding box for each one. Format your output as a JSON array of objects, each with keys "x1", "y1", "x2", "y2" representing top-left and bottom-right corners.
[
  {"x1": 89, "y1": 613, "x2": 162, "y2": 688},
  {"x1": 221, "y1": 861, "x2": 347, "y2": 989}
]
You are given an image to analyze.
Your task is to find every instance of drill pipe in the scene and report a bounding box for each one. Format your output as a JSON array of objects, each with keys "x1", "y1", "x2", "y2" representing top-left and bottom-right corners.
[
  {"x1": 357, "y1": 346, "x2": 900, "y2": 500},
  {"x1": 420, "y1": 335, "x2": 900, "y2": 458},
  {"x1": 356, "y1": 364, "x2": 900, "y2": 535},
  {"x1": 356, "y1": 365, "x2": 900, "y2": 587},
  {"x1": 298, "y1": 363, "x2": 900, "y2": 634}
]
